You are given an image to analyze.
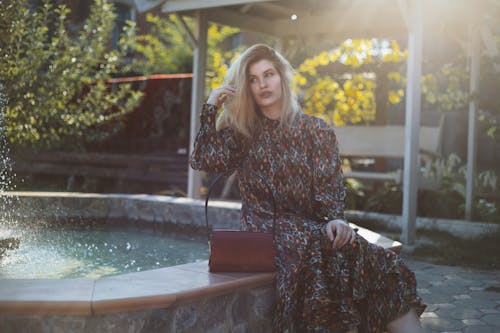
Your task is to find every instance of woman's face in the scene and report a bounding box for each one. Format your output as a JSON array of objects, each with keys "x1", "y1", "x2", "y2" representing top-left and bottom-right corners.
[{"x1": 248, "y1": 59, "x2": 283, "y2": 117}]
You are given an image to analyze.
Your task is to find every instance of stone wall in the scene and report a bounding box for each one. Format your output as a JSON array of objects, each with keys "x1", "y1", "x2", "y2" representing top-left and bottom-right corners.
[{"x1": 0, "y1": 285, "x2": 275, "y2": 333}]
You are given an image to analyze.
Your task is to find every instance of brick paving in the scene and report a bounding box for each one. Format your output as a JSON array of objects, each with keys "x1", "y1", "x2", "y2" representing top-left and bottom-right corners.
[{"x1": 403, "y1": 256, "x2": 500, "y2": 333}]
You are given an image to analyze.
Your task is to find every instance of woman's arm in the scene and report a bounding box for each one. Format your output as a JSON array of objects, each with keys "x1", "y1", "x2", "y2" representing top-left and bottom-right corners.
[{"x1": 189, "y1": 103, "x2": 246, "y2": 173}]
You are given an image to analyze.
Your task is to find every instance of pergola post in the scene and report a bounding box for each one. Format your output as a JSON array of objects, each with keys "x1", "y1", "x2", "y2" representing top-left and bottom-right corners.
[
  {"x1": 187, "y1": 11, "x2": 208, "y2": 199},
  {"x1": 465, "y1": 24, "x2": 481, "y2": 220},
  {"x1": 401, "y1": 0, "x2": 423, "y2": 244}
]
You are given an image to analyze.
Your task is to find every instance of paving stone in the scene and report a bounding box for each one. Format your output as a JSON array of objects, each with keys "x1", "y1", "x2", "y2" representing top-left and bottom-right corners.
[
  {"x1": 423, "y1": 274, "x2": 448, "y2": 282},
  {"x1": 455, "y1": 270, "x2": 494, "y2": 279},
  {"x1": 434, "y1": 285, "x2": 473, "y2": 295},
  {"x1": 483, "y1": 280, "x2": 500, "y2": 285},
  {"x1": 481, "y1": 314, "x2": 500, "y2": 327},
  {"x1": 433, "y1": 303, "x2": 457, "y2": 310},
  {"x1": 464, "y1": 326, "x2": 497, "y2": 333},
  {"x1": 462, "y1": 318, "x2": 486, "y2": 325},
  {"x1": 429, "y1": 281, "x2": 445, "y2": 287},
  {"x1": 421, "y1": 312, "x2": 438, "y2": 318},
  {"x1": 470, "y1": 286, "x2": 486, "y2": 291},
  {"x1": 453, "y1": 299, "x2": 499, "y2": 309},
  {"x1": 473, "y1": 291, "x2": 500, "y2": 301},
  {"x1": 421, "y1": 293, "x2": 455, "y2": 304},
  {"x1": 437, "y1": 308, "x2": 483, "y2": 320},
  {"x1": 417, "y1": 288, "x2": 431, "y2": 294},
  {"x1": 421, "y1": 317, "x2": 464, "y2": 331},
  {"x1": 424, "y1": 304, "x2": 440, "y2": 312},
  {"x1": 480, "y1": 308, "x2": 500, "y2": 314},
  {"x1": 452, "y1": 294, "x2": 472, "y2": 300}
]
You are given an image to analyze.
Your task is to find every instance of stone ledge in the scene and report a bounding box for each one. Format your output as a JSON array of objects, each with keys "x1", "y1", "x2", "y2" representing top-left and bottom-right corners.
[
  {"x1": 347, "y1": 210, "x2": 500, "y2": 239},
  {"x1": 0, "y1": 261, "x2": 274, "y2": 317},
  {"x1": 3, "y1": 192, "x2": 496, "y2": 239}
]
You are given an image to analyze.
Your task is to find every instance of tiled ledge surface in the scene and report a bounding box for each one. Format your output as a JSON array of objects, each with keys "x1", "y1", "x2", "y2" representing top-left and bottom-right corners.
[
  {"x1": 2, "y1": 191, "x2": 497, "y2": 239},
  {"x1": 0, "y1": 260, "x2": 275, "y2": 316}
]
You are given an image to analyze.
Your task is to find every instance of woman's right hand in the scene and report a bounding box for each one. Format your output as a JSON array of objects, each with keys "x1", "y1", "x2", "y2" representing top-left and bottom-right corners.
[{"x1": 207, "y1": 85, "x2": 236, "y2": 108}]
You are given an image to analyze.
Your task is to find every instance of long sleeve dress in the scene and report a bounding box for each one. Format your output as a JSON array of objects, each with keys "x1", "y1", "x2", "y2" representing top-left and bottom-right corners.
[{"x1": 190, "y1": 103, "x2": 426, "y2": 333}]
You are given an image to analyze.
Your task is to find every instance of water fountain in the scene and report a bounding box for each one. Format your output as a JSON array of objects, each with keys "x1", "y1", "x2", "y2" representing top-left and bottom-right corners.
[
  {"x1": 0, "y1": 90, "x2": 274, "y2": 332},
  {"x1": 0, "y1": 90, "x2": 21, "y2": 259}
]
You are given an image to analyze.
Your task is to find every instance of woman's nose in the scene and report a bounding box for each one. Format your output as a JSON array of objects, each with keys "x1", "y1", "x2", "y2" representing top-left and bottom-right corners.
[{"x1": 259, "y1": 78, "x2": 267, "y2": 88}]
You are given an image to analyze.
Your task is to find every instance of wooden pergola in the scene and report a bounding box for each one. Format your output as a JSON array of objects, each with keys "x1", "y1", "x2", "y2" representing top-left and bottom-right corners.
[{"x1": 134, "y1": 0, "x2": 499, "y2": 244}]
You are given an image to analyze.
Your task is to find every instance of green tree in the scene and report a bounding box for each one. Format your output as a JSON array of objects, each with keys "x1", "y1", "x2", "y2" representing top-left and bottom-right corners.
[
  {"x1": 120, "y1": 13, "x2": 193, "y2": 75},
  {"x1": 122, "y1": 13, "x2": 242, "y2": 93},
  {"x1": 0, "y1": 0, "x2": 142, "y2": 150},
  {"x1": 295, "y1": 39, "x2": 406, "y2": 126}
]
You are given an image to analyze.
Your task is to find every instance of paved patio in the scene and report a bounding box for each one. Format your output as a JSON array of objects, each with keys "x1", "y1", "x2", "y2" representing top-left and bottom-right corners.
[{"x1": 403, "y1": 256, "x2": 500, "y2": 333}]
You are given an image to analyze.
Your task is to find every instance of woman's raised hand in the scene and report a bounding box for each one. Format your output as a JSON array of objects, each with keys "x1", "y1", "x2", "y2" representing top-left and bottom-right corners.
[
  {"x1": 207, "y1": 85, "x2": 236, "y2": 108},
  {"x1": 325, "y1": 219, "x2": 356, "y2": 249}
]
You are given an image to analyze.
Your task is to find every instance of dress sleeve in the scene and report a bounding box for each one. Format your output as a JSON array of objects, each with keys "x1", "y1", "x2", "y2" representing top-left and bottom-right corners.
[
  {"x1": 310, "y1": 119, "x2": 347, "y2": 221},
  {"x1": 189, "y1": 103, "x2": 247, "y2": 173}
]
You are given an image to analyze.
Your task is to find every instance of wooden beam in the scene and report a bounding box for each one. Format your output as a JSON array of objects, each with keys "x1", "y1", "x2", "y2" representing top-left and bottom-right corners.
[
  {"x1": 175, "y1": 13, "x2": 197, "y2": 49},
  {"x1": 187, "y1": 11, "x2": 208, "y2": 199},
  {"x1": 270, "y1": 8, "x2": 406, "y2": 39},
  {"x1": 397, "y1": 0, "x2": 410, "y2": 28},
  {"x1": 162, "y1": 0, "x2": 275, "y2": 13},
  {"x1": 401, "y1": 0, "x2": 423, "y2": 245},
  {"x1": 205, "y1": 8, "x2": 275, "y2": 35},
  {"x1": 133, "y1": 0, "x2": 164, "y2": 12},
  {"x1": 465, "y1": 24, "x2": 481, "y2": 220}
]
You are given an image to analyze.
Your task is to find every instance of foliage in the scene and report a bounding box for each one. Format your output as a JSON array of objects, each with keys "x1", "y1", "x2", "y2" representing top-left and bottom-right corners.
[
  {"x1": 294, "y1": 36, "x2": 499, "y2": 145},
  {"x1": 363, "y1": 154, "x2": 499, "y2": 222},
  {"x1": 120, "y1": 13, "x2": 192, "y2": 75},
  {"x1": 0, "y1": 0, "x2": 142, "y2": 150},
  {"x1": 412, "y1": 229, "x2": 500, "y2": 270},
  {"x1": 205, "y1": 24, "x2": 244, "y2": 92},
  {"x1": 478, "y1": 41, "x2": 500, "y2": 143},
  {"x1": 122, "y1": 13, "x2": 243, "y2": 96},
  {"x1": 420, "y1": 64, "x2": 469, "y2": 112},
  {"x1": 344, "y1": 177, "x2": 366, "y2": 211},
  {"x1": 294, "y1": 39, "x2": 406, "y2": 126}
]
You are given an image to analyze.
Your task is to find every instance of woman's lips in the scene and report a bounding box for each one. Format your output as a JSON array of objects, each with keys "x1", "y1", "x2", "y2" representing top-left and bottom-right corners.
[{"x1": 259, "y1": 91, "x2": 272, "y2": 98}]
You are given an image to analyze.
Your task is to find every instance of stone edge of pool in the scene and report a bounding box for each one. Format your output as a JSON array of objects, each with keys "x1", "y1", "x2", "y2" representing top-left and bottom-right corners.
[
  {"x1": 0, "y1": 192, "x2": 277, "y2": 332},
  {"x1": 0, "y1": 191, "x2": 275, "y2": 317},
  {"x1": 0, "y1": 260, "x2": 274, "y2": 316}
]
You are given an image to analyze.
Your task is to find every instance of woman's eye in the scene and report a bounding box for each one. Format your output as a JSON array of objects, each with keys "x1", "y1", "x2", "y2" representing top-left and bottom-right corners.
[
  {"x1": 249, "y1": 77, "x2": 257, "y2": 84},
  {"x1": 264, "y1": 72, "x2": 273, "y2": 78}
]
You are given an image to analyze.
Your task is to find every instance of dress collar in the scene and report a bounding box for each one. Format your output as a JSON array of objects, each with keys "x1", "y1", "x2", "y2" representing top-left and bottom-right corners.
[{"x1": 261, "y1": 115, "x2": 280, "y2": 130}]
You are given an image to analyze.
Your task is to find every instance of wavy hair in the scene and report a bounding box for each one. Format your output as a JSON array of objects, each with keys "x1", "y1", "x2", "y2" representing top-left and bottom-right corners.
[{"x1": 216, "y1": 44, "x2": 301, "y2": 139}]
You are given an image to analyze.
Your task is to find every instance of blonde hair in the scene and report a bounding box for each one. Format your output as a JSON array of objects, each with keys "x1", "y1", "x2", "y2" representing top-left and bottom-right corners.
[{"x1": 216, "y1": 44, "x2": 301, "y2": 139}]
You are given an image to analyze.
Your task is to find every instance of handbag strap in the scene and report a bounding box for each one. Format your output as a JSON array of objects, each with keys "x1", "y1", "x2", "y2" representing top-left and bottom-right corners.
[{"x1": 204, "y1": 169, "x2": 277, "y2": 242}]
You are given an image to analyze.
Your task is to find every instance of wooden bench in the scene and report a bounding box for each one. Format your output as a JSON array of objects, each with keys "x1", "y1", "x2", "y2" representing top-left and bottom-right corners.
[
  {"x1": 13, "y1": 151, "x2": 189, "y2": 194},
  {"x1": 335, "y1": 119, "x2": 444, "y2": 190}
]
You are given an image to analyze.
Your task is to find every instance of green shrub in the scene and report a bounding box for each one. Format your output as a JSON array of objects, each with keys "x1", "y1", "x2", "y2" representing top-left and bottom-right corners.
[{"x1": 0, "y1": 0, "x2": 142, "y2": 150}]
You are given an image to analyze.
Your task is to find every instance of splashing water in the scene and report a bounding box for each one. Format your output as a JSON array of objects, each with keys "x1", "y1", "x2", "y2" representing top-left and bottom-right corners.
[
  {"x1": 0, "y1": 91, "x2": 208, "y2": 277},
  {"x1": 0, "y1": 88, "x2": 21, "y2": 253}
]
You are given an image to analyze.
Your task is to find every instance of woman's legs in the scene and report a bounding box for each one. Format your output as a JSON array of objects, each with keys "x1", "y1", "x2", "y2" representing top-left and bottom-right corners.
[{"x1": 387, "y1": 308, "x2": 424, "y2": 333}]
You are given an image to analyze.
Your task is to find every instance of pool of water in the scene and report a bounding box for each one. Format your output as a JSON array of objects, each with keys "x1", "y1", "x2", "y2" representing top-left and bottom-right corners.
[{"x1": 0, "y1": 223, "x2": 209, "y2": 279}]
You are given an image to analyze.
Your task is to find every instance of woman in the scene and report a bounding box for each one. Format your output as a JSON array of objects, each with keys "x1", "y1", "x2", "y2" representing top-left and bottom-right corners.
[{"x1": 190, "y1": 44, "x2": 425, "y2": 333}]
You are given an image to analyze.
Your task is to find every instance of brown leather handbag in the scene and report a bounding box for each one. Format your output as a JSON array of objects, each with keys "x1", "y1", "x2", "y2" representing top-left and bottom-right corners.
[{"x1": 205, "y1": 171, "x2": 277, "y2": 273}]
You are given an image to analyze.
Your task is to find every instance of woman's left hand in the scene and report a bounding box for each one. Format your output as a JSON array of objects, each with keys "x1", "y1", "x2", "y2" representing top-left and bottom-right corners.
[{"x1": 325, "y1": 219, "x2": 356, "y2": 249}]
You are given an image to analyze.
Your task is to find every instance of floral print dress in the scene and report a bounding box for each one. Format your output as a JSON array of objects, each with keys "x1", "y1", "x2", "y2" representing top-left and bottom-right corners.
[{"x1": 190, "y1": 104, "x2": 426, "y2": 333}]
